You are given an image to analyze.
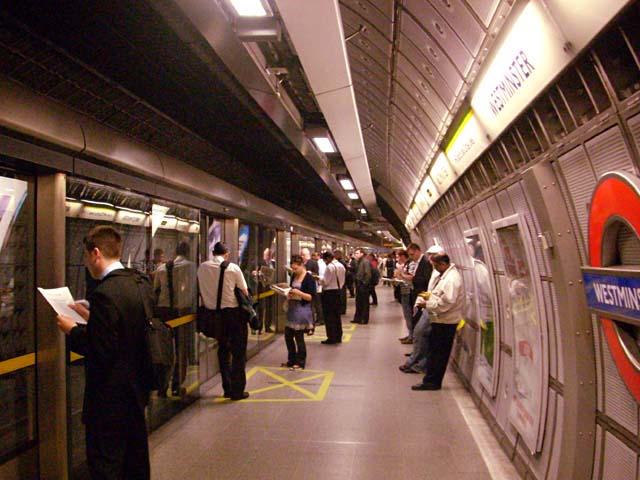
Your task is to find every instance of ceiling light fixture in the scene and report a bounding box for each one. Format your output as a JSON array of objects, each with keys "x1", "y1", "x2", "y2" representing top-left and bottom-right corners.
[
  {"x1": 312, "y1": 137, "x2": 336, "y2": 153},
  {"x1": 348, "y1": 192, "x2": 359, "y2": 200},
  {"x1": 229, "y1": 0, "x2": 267, "y2": 16},
  {"x1": 339, "y1": 177, "x2": 355, "y2": 190}
]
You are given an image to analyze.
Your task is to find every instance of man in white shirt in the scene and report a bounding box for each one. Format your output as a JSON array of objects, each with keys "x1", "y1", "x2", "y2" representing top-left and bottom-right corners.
[
  {"x1": 411, "y1": 253, "x2": 464, "y2": 391},
  {"x1": 319, "y1": 251, "x2": 346, "y2": 344},
  {"x1": 197, "y1": 242, "x2": 250, "y2": 400}
]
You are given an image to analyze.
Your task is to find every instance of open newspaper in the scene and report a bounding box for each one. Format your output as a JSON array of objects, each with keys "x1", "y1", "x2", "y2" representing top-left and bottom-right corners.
[{"x1": 270, "y1": 283, "x2": 291, "y2": 297}]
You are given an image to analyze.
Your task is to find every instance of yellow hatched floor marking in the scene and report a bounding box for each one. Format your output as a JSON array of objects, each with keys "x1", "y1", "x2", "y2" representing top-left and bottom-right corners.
[
  {"x1": 305, "y1": 333, "x2": 352, "y2": 343},
  {"x1": 215, "y1": 366, "x2": 334, "y2": 403}
]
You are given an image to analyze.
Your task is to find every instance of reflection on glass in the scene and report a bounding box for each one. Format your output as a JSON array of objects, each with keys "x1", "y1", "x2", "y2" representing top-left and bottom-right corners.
[
  {"x1": 465, "y1": 234, "x2": 495, "y2": 368},
  {"x1": 0, "y1": 175, "x2": 35, "y2": 462},
  {"x1": 496, "y1": 223, "x2": 544, "y2": 451}
]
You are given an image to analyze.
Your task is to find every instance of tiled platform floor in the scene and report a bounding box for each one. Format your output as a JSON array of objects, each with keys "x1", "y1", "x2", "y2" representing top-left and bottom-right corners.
[{"x1": 150, "y1": 286, "x2": 520, "y2": 480}]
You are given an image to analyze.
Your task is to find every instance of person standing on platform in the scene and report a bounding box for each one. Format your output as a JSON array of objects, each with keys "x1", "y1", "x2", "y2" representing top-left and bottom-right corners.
[
  {"x1": 56, "y1": 226, "x2": 153, "y2": 479},
  {"x1": 333, "y1": 250, "x2": 349, "y2": 315},
  {"x1": 351, "y1": 248, "x2": 372, "y2": 324},
  {"x1": 319, "y1": 251, "x2": 346, "y2": 344},
  {"x1": 367, "y1": 253, "x2": 380, "y2": 306},
  {"x1": 395, "y1": 249, "x2": 417, "y2": 343},
  {"x1": 406, "y1": 243, "x2": 432, "y2": 308},
  {"x1": 411, "y1": 253, "x2": 464, "y2": 391},
  {"x1": 301, "y1": 247, "x2": 323, "y2": 326},
  {"x1": 283, "y1": 255, "x2": 316, "y2": 369},
  {"x1": 346, "y1": 253, "x2": 356, "y2": 298},
  {"x1": 198, "y1": 242, "x2": 250, "y2": 400}
]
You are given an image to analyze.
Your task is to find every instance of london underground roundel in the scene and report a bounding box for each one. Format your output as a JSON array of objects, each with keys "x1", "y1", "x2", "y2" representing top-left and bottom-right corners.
[{"x1": 588, "y1": 171, "x2": 640, "y2": 403}]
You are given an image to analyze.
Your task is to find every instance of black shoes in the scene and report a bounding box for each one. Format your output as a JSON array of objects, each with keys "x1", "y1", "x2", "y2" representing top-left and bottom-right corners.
[
  {"x1": 411, "y1": 383, "x2": 440, "y2": 391},
  {"x1": 230, "y1": 392, "x2": 250, "y2": 400},
  {"x1": 321, "y1": 339, "x2": 341, "y2": 344}
]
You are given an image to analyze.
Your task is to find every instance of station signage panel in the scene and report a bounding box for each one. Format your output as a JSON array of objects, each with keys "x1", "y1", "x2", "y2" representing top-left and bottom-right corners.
[
  {"x1": 471, "y1": 1, "x2": 572, "y2": 139},
  {"x1": 429, "y1": 152, "x2": 457, "y2": 193},
  {"x1": 583, "y1": 270, "x2": 640, "y2": 324},
  {"x1": 445, "y1": 111, "x2": 489, "y2": 176}
]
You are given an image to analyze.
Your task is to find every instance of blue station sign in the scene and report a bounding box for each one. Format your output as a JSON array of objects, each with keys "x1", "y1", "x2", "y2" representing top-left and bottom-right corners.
[{"x1": 583, "y1": 269, "x2": 640, "y2": 324}]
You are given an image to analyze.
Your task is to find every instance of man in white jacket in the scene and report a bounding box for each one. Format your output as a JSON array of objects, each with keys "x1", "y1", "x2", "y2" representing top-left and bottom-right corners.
[{"x1": 411, "y1": 253, "x2": 464, "y2": 391}]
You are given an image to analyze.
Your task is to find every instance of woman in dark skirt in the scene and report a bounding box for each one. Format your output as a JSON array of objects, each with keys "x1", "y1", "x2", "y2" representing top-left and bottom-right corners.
[{"x1": 283, "y1": 255, "x2": 316, "y2": 370}]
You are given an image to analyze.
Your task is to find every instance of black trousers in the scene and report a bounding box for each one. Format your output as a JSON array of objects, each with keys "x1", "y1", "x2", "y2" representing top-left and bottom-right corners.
[
  {"x1": 340, "y1": 286, "x2": 347, "y2": 315},
  {"x1": 285, "y1": 327, "x2": 307, "y2": 367},
  {"x1": 369, "y1": 286, "x2": 378, "y2": 304},
  {"x1": 422, "y1": 322, "x2": 457, "y2": 388},
  {"x1": 354, "y1": 283, "x2": 370, "y2": 324},
  {"x1": 217, "y1": 308, "x2": 248, "y2": 397},
  {"x1": 86, "y1": 410, "x2": 149, "y2": 480},
  {"x1": 311, "y1": 292, "x2": 324, "y2": 325},
  {"x1": 322, "y1": 289, "x2": 343, "y2": 342}
]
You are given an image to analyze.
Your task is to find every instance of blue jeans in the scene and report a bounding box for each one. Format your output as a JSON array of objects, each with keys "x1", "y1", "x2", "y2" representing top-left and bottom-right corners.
[
  {"x1": 400, "y1": 293, "x2": 414, "y2": 338},
  {"x1": 404, "y1": 309, "x2": 430, "y2": 373}
]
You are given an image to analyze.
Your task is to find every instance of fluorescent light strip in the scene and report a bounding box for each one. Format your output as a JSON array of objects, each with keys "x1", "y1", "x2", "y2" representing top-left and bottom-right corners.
[
  {"x1": 347, "y1": 192, "x2": 359, "y2": 200},
  {"x1": 339, "y1": 178, "x2": 355, "y2": 190},
  {"x1": 313, "y1": 137, "x2": 336, "y2": 153},
  {"x1": 229, "y1": 0, "x2": 267, "y2": 16}
]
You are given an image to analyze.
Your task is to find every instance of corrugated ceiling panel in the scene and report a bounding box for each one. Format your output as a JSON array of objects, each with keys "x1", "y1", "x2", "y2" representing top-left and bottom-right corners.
[
  {"x1": 585, "y1": 125, "x2": 637, "y2": 177},
  {"x1": 395, "y1": 70, "x2": 446, "y2": 128},
  {"x1": 397, "y1": 50, "x2": 456, "y2": 109},
  {"x1": 340, "y1": 0, "x2": 393, "y2": 41},
  {"x1": 430, "y1": 0, "x2": 486, "y2": 55},
  {"x1": 466, "y1": 0, "x2": 501, "y2": 27},
  {"x1": 404, "y1": 0, "x2": 475, "y2": 75}
]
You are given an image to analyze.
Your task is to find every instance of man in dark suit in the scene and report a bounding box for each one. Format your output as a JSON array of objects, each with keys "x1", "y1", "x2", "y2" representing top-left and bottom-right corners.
[
  {"x1": 57, "y1": 226, "x2": 152, "y2": 479},
  {"x1": 407, "y1": 243, "x2": 433, "y2": 306}
]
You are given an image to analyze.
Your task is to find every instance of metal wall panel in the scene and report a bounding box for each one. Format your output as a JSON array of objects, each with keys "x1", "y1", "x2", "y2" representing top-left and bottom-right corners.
[
  {"x1": 602, "y1": 323, "x2": 639, "y2": 435},
  {"x1": 593, "y1": 315, "x2": 604, "y2": 412},
  {"x1": 543, "y1": 281, "x2": 558, "y2": 382},
  {"x1": 602, "y1": 432, "x2": 637, "y2": 480},
  {"x1": 628, "y1": 112, "x2": 640, "y2": 159},
  {"x1": 404, "y1": 0, "x2": 475, "y2": 75},
  {"x1": 592, "y1": 424, "x2": 603, "y2": 480},
  {"x1": 496, "y1": 189, "x2": 515, "y2": 216},
  {"x1": 556, "y1": 146, "x2": 597, "y2": 259},
  {"x1": 552, "y1": 161, "x2": 587, "y2": 263},
  {"x1": 497, "y1": 350, "x2": 518, "y2": 444},
  {"x1": 497, "y1": 274, "x2": 513, "y2": 349},
  {"x1": 508, "y1": 181, "x2": 550, "y2": 277},
  {"x1": 585, "y1": 125, "x2": 637, "y2": 177},
  {"x1": 617, "y1": 223, "x2": 640, "y2": 264},
  {"x1": 466, "y1": 0, "x2": 500, "y2": 27},
  {"x1": 547, "y1": 393, "x2": 564, "y2": 480},
  {"x1": 430, "y1": 0, "x2": 486, "y2": 55},
  {"x1": 549, "y1": 282, "x2": 564, "y2": 385}
]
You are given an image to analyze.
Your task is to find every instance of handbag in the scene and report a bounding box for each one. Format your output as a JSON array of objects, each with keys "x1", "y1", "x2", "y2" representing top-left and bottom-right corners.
[{"x1": 197, "y1": 261, "x2": 228, "y2": 340}]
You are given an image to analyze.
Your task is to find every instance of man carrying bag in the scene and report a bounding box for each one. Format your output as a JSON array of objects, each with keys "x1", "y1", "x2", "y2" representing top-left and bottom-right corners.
[{"x1": 197, "y1": 242, "x2": 251, "y2": 400}]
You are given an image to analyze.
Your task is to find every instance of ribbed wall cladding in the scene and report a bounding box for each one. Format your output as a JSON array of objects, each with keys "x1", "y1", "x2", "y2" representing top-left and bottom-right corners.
[
  {"x1": 628, "y1": 112, "x2": 640, "y2": 159},
  {"x1": 602, "y1": 326, "x2": 639, "y2": 435},
  {"x1": 556, "y1": 146, "x2": 597, "y2": 258},
  {"x1": 617, "y1": 222, "x2": 640, "y2": 265},
  {"x1": 602, "y1": 432, "x2": 637, "y2": 480},
  {"x1": 552, "y1": 160, "x2": 588, "y2": 263},
  {"x1": 586, "y1": 126, "x2": 637, "y2": 177}
]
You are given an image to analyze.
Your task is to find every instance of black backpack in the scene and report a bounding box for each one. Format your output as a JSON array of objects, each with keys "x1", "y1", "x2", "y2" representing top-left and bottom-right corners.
[
  {"x1": 134, "y1": 271, "x2": 175, "y2": 392},
  {"x1": 370, "y1": 267, "x2": 380, "y2": 286}
]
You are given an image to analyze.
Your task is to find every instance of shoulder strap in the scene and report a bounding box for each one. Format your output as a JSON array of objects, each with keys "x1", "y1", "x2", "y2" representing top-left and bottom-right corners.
[
  {"x1": 216, "y1": 261, "x2": 229, "y2": 311},
  {"x1": 332, "y1": 263, "x2": 341, "y2": 290}
]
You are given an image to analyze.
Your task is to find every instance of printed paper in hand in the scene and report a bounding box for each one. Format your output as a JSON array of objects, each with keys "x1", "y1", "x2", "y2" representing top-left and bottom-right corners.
[
  {"x1": 37, "y1": 287, "x2": 87, "y2": 324},
  {"x1": 270, "y1": 283, "x2": 292, "y2": 297}
]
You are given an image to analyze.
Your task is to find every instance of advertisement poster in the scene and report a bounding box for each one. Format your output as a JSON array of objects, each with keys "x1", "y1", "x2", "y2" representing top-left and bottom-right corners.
[
  {"x1": 495, "y1": 222, "x2": 545, "y2": 453},
  {"x1": 238, "y1": 224, "x2": 250, "y2": 265},
  {"x1": 208, "y1": 220, "x2": 222, "y2": 260},
  {"x1": 0, "y1": 178, "x2": 28, "y2": 252}
]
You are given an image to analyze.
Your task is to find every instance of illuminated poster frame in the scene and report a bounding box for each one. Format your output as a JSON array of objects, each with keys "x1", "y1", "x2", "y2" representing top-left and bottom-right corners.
[
  {"x1": 464, "y1": 226, "x2": 501, "y2": 397},
  {"x1": 492, "y1": 213, "x2": 549, "y2": 454}
]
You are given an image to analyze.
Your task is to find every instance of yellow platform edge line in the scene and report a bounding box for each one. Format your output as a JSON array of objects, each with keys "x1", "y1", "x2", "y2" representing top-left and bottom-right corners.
[
  {"x1": 0, "y1": 353, "x2": 36, "y2": 376},
  {"x1": 166, "y1": 314, "x2": 196, "y2": 329}
]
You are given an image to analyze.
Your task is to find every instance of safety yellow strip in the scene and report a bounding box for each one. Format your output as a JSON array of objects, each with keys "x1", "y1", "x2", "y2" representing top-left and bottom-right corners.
[
  {"x1": 70, "y1": 352, "x2": 84, "y2": 362},
  {"x1": 216, "y1": 366, "x2": 334, "y2": 402},
  {"x1": 0, "y1": 353, "x2": 35, "y2": 376},
  {"x1": 166, "y1": 314, "x2": 196, "y2": 328},
  {"x1": 257, "y1": 290, "x2": 275, "y2": 300}
]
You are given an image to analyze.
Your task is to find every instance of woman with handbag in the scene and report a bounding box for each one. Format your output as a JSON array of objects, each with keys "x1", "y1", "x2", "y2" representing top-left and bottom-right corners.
[{"x1": 283, "y1": 255, "x2": 316, "y2": 370}]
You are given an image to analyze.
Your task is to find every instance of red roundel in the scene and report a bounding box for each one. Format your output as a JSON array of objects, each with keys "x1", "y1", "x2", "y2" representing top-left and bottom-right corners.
[{"x1": 589, "y1": 172, "x2": 640, "y2": 403}]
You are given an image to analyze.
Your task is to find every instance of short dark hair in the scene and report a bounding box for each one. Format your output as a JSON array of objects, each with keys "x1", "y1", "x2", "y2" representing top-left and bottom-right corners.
[
  {"x1": 322, "y1": 251, "x2": 334, "y2": 262},
  {"x1": 290, "y1": 254, "x2": 304, "y2": 266},
  {"x1": 431, "y1": 253, "x2": 450, "y2": 265},
  {"x1": 397, "y1": 249, "x2": 408, "y2": 260},
  {"x1": 333, "y1": 250, "x2": 343, "y2": 260},
  {"x1": 176, "y1": 241, "x2": 190, "y2": 257},
  {"x1": 212, "y1": 241, "x2": 229, "y2": 255},
  {"x1": 407, "y1": 243, "x2": 421, "y2": 252},
  {"x1": 84, "y1": 226, "x2": 122, "y2": 259},
  {"x1": 355, "y1": 248, "x2": 365, "y2": 255}
]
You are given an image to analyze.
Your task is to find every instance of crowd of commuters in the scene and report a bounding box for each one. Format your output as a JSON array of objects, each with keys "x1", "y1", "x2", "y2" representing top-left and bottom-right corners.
[{"x1": 55, "y1": 224, "x2": 461, "y2": 478}]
